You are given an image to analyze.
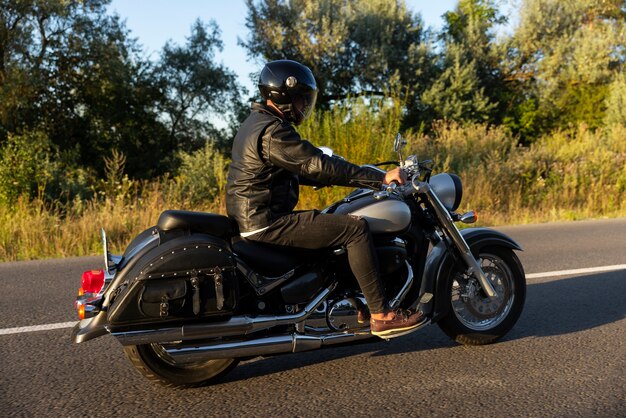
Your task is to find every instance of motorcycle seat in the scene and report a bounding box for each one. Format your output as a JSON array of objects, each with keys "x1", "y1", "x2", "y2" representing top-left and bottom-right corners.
[
  {"x1": 232, "y1": 238, "x2": 323, "y2": 277},
  {"x1": 157, "y1": 210, "x2": 235, "y2": 238}
]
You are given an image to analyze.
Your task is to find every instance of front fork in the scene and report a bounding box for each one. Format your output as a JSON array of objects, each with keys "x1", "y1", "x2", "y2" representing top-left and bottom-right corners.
[{"x1": 416, "y1": 182, "x2": 498, "y2": 298}]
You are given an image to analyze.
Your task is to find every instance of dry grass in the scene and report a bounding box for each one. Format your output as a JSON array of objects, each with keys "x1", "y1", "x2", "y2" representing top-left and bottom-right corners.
[{"x1": 0, "y1": 184, "x2": 225, "y2": 261}]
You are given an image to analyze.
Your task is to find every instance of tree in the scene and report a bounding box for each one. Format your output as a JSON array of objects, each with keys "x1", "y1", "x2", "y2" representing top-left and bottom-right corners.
[
  {"x1": 240, "y1": 0, "x2": 436, "y2": 123},
  {"x1": 155, "y1": 20, "x2": 246, "y2": 154},
  {"x1": 0, "y1": 0, "x2": 175, "y2": 178},
  {"x1": 422, "y1": 43, "x2": 496, "y2": 122},
  {"x1": 0, "y1": 1, "x2": 245, "y2": 180},
  {"x1": 509, "y1": 0, "x2": 626, "y2": 134},
  {"x1": 422, "y1": 0, "x2": 507, "y2": 124}
]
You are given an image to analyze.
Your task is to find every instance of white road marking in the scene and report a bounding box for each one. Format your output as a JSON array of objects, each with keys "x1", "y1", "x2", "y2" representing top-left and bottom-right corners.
[
  {"x1": 0, "y1": 321, "x2": 78, "y2": 336},
  {"x1": 525, "y1": 264, "x2": 626, "y2": 279},
  {"x1": 0, "y1": 264, "x2": 625, "y2": 336}
]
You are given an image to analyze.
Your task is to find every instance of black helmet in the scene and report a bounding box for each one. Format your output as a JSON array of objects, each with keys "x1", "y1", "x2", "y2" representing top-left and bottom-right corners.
[{"x1": 258, "y1": 60, "x2": 318, "y2": 125}]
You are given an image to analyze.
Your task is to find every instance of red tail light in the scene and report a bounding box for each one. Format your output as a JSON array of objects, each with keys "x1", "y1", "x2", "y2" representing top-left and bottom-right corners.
[{"x1": 81, "y1": 270, "x2": 105, "y2": 294}]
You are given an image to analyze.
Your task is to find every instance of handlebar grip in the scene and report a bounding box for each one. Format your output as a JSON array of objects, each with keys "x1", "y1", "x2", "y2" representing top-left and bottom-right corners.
[{"x1": 385, "y1": 182, "x2": 399, "y2": 193}]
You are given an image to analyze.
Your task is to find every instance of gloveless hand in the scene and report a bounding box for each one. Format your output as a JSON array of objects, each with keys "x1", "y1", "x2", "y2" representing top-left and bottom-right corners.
[{"x1": 384, "y1": 167, "x2": 407, "y2": 185}]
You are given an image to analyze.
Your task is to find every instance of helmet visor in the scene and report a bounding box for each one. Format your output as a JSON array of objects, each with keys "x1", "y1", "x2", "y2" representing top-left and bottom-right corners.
[{"x1": 294, "y1": 89, "x2": 318, "y2": 124}]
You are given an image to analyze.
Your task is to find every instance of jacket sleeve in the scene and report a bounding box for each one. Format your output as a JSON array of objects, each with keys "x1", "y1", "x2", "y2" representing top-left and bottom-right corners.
[{"x1": 265, "y1": 121, "x2": 385, "y2": 189}]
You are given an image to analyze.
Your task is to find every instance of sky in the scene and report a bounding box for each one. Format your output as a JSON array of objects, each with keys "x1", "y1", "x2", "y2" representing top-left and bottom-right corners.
[{"x1": 107, "y1": 0, "x2": 467, "y2": 95}]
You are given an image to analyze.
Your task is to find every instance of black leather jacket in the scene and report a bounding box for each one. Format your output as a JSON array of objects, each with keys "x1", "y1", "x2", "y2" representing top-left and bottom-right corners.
[{"x1": 226, "y1": 103, "x2": 385, "y2": 234}]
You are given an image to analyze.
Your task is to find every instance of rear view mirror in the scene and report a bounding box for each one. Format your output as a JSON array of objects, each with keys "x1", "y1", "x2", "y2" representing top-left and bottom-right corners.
[
  {"x1": 393, "y1": 133, "x2": 406, "y2": 153},
  {"x1": 393, "y1": 133, "x2": 407, "y2": 167}
]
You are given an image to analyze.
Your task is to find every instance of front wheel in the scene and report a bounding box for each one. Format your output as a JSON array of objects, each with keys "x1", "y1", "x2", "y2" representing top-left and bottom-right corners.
[
  {"x1": 123, "y1": 343, "x2": 238, "y2": 387},
  {"x1": 437, "y1": 247, "x2": 526, "y2": 345}
]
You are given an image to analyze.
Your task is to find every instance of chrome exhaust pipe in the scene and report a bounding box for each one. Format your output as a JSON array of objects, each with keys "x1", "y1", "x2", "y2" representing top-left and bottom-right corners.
[
  {"x1": 113, "y1": 284, "x2": 336, "y2": 346},
  {"x1": 164, "y1": 331, "x2": 374, "y2": 362}
]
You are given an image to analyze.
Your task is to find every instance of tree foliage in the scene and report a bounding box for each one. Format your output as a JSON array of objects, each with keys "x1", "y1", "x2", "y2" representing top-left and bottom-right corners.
[
  {"x1": 605, "y1": 73, "x2": 626, "y2": 126},
  {"x1": 1, "y1": 0, "x2": 162, "y2": 176},
  {"x1": 508, "y1": 0, "x2": 626, "y2": 134},
  {"x1": 0, "y1": 0, "x2": 242, "y2": 182},
  {"x1": 423, "y1": 0, "x2": 507, "y2": 123},
  {"x1": 240, "y1": 0, "x2": 436, "y2": 115},
  {"x1": 156, "y1": 20, "x2": 245, "y2": 154}
]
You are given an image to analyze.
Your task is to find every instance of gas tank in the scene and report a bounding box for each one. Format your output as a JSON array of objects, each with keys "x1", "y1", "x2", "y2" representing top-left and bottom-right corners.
[{"x1": 329, "y1": 189, "x2": 411, "y2": 235}]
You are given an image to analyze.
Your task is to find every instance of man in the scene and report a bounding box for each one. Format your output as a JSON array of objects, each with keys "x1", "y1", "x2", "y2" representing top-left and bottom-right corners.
[{"x1": 226, "y1": 59, "x2": 424, "y2": 338}]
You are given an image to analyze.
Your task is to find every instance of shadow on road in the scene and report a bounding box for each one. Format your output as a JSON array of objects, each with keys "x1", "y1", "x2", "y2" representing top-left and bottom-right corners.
[
  {"x1": 217, "y1": 270, "x2": 625, "y2": 385},
  {"x1": 513, "y1": 270, "x2": 626, "y2": 338}
]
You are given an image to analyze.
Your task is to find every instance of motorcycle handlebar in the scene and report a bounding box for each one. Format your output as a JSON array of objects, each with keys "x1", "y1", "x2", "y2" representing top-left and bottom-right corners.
[
  {"x1": 385, "y1": 181, "x2": 399, "y2": 193},
  {"x1": 382, "y1": 179, "x2": 419, "y2": 198}
]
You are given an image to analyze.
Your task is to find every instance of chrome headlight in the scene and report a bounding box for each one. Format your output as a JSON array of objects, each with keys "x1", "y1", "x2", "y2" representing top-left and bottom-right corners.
[{"x1": 429, "y1": 173, "x2": 463, "y2": 211}]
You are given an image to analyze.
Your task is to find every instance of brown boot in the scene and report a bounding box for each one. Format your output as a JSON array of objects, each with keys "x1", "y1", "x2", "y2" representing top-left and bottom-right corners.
[
  {"x1": 370, "y1": 309, "x2": 426, "y2": 339},
  {"x1": 357, "y1": 309, "x2": 370, "y2": 324},
  {"x1": 354, "y1": 298, "x2": 370, "y2": 324}
]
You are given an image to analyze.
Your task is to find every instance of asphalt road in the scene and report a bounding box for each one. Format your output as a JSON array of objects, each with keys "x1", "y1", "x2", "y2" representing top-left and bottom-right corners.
[{"x1": 1, "y1": 218, "x2": 625, "y2": 417}]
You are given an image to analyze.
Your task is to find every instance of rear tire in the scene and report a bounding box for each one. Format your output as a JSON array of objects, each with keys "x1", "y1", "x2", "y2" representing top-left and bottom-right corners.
[
  {"x1": 437, "y1": 247, "x2": 526, "y2": 345},
  {"x1": 123, "y1": 343, "x2": 238, "y2": 388}
]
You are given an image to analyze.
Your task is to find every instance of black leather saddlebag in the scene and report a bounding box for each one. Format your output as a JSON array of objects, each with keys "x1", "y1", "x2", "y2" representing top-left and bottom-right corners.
[{"x1": 107, "y1": 234, "x2": 238, "y2": 326}]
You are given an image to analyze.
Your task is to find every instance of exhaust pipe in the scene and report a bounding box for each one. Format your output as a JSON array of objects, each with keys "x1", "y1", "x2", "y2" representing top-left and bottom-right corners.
[
  {"x1": 164, "y1": 331, "x2": 374, "y2": 362},
  {"x1": 113, "y1": 284, "x2": 336, "y2": 346}
]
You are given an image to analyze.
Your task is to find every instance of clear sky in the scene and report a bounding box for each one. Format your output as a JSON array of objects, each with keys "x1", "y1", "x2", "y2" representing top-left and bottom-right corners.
[{"x1": 107, "y1": 0, "x2": 466, "y2": 94}]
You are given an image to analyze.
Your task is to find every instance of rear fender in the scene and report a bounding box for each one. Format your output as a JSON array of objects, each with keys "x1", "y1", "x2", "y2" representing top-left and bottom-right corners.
[
  {"x1": 71, "y1": 311, "x2": 109, "y2": 344},
  {"x1": 418, "y1": 228, "x2": 522, "y2": 322}
]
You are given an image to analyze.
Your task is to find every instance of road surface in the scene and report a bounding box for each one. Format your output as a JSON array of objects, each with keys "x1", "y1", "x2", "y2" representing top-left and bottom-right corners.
[{"x1": 1, "y1": 218, "x2": 625, "y2": 417}]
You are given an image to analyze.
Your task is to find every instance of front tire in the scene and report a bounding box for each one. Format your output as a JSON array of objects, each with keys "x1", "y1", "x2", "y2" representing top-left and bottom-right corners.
[
  {"x1": 124, "y1": 343, "x2": 238, "y2": 387},
  {"x1": 437, "y1": 247, "x2": 526, "y2": 345}
]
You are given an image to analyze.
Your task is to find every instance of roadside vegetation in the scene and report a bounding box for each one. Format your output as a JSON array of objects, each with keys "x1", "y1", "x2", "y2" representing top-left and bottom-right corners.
[{"x1": 1, "y1": 0, "x2": 625, "y2": 261}]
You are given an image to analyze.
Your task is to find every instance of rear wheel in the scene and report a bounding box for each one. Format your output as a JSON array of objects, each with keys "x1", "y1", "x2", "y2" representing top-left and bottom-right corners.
[
  {"x1": 123, "y1": 343, "x2": 238, "y2": 387},
  {"x1": 437, "y1": 247, "x2": 526, "y2": 345}
]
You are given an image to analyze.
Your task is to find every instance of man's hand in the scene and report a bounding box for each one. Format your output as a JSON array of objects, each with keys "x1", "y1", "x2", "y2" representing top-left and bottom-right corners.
[{"x1": 384, "y1": 167, "x2": 407, "y2": 185}]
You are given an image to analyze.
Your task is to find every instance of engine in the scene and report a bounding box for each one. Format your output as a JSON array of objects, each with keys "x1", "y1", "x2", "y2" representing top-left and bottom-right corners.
[
  {"x1": 301, "y1": 295, "x2": 370, "y2": 334},
  {"x1": 297, "y1": 236, "x2": 409, "y2": 334}
]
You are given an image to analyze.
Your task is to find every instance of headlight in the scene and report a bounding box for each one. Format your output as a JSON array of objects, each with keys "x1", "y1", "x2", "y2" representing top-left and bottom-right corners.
[{"x1": 429, "y1": 173, "x2": 463, "y2": 211}]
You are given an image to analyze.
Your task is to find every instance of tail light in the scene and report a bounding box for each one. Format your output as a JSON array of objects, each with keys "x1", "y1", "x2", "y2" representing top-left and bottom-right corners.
[
  {"x1": 75, "y1": 261, "x2": 112, "y2": 320},
  {"x1": 77, "y1": 303, "x2": 86, "y2": 320},
  {"x1": 81, "y1": 270, "x2": 105, "y2": 294}
]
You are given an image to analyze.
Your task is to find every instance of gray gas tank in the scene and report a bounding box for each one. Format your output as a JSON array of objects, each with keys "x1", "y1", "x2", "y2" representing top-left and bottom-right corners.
[{"x1": 330, "y1": 189, "x2": 411, "y2": 234}]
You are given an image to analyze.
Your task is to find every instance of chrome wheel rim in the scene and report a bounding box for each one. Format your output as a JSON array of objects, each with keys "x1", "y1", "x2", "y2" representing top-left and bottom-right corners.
[{"x1": 451, "y1": 253, "x2": 515, "y2": 331}]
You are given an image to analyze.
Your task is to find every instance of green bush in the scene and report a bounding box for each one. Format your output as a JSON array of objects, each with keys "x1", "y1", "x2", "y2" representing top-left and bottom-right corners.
[
  {"x1": 605, "y1": 74, "x2": 626, "y2": 127},
  {"x1": 170, "y1": 141, "x2": 230, "y2": 207},
  {"x1": 0, "y1": 130, "x2": 59, "y2": 205}
]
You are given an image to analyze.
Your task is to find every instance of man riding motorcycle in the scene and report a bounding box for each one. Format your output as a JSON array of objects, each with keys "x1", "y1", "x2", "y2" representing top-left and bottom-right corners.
[{"x1": 226, "y1": 59, "x2": 424, "y2": 338}]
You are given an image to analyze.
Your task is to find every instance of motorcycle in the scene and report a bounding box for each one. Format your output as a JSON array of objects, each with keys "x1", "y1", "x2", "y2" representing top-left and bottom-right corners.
[{"x1": 72, "y1": 134, "x2": 526, "y2": 387}]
